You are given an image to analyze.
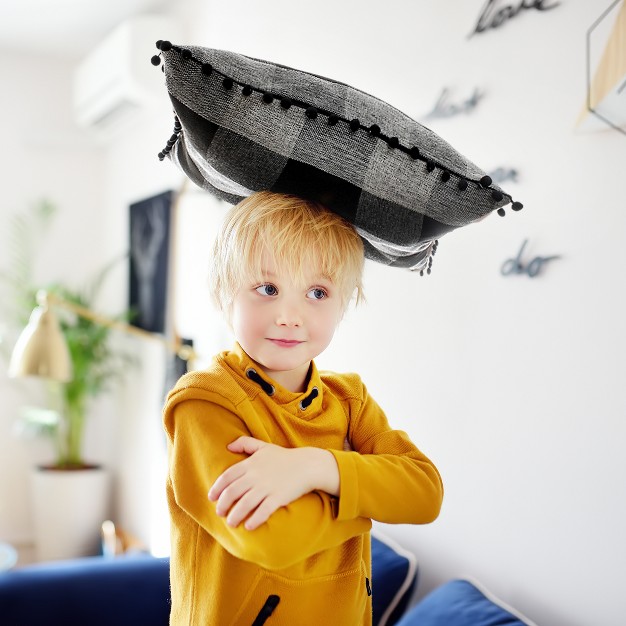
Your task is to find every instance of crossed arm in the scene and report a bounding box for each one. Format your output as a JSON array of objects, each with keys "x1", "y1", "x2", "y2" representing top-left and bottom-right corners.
[
  {"x1": 209, "y1": 436, "x2": 340, "y2": 530},
  {"x1": 206, "y1": 385, "x2": 443, "y2": 532}
]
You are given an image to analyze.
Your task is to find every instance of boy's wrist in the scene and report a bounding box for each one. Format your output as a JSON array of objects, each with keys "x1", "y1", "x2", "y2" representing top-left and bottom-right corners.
[{"x1": 303, "y1": 447, "x2": 340, "y2": 497}]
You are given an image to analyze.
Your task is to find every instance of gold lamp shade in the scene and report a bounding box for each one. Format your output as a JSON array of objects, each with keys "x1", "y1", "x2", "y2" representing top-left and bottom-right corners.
[{"x1": 9, "y1": 299, "x2": 72, "y2": 382}]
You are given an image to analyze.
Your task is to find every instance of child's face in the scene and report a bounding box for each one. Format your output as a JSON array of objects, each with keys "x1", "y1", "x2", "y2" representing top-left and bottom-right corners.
[{"x1": 231, "y1": 252, "x2": 344, "y2": 392}]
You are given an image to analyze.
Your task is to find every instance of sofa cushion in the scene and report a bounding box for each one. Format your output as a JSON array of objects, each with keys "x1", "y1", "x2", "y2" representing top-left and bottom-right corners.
[
  {"x1": 154, "y1": 42, "x2": 522, "y2": 273},
  {"x1": 395, "y1": 578, "x2": 538, "y2": 626},
  {"x1": 371, "y1": 532, "x2": 418, "y2": 626},
  {"x1": 0, "y1": 555, "x2": 170, "y2": 626}
]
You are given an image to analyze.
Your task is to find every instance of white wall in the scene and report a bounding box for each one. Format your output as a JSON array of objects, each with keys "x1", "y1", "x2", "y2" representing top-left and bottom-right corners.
[
  {"x1": 166, "y1": 2, "x2": 626, "y2": 625},
  {"x1": 1, "y1": 1, "x2": 625, "y2": 625}
]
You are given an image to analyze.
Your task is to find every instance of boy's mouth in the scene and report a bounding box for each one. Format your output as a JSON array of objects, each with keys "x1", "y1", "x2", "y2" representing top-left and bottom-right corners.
[{"x1": 267, "y1": 339, "x2": 303, "y2": 347}]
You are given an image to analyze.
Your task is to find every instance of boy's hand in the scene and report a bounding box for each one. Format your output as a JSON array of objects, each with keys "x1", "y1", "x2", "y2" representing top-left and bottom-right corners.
[{"x1": 208, "y1": 436, "x2": 339, "y2": 531}]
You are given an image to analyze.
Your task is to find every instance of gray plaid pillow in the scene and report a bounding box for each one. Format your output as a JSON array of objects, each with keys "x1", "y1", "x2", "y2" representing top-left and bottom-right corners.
[{"x1": 153, "y1": 41, "x2": 522, "y2": 273}]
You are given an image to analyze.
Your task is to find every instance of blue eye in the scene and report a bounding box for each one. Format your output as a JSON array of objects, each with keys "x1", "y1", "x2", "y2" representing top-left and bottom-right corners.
[
  {"x1": 256, "y1": 284, "x2": 278, "y2": 296},
  {"x1": 307, "y1": 287, "x2": 327, "y2": 300}
]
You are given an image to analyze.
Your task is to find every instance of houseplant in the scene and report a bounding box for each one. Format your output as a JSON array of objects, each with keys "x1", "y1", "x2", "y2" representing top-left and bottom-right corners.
[{"x1": 1, "y1": 200, "x2": 134, "y2": 559}]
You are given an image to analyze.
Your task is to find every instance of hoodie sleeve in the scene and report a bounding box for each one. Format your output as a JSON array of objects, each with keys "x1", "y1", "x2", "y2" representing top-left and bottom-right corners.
[
  {"x1": 328, "y1": 380, "x2": 444, "y2": 524},
  {"x1": 164, "y1": 389, "x2": 371, "y2": 571}
]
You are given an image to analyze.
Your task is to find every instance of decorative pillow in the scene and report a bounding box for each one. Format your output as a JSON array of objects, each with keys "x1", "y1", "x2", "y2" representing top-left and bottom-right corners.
[
  {"x1": 395, "y1": 578, "x2": 538, "y2": 626},
  {"x1": 371, "y1": 531, "x2": 418, "y2": 626},
  {"x1": 152, "y1": 42, "x2": 523, "y2": 273}
]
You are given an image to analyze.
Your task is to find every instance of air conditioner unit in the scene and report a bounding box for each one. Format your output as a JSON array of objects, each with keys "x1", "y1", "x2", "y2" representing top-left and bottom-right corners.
[{"x1": 73, "y1": 16, "x2": 179, "y2": 139}]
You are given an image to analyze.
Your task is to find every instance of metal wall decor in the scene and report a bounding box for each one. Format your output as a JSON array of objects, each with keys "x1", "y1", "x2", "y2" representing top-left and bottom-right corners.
[
  {"x1": 501, "y1": 239, "x2": 560, "y2": 277},
  {"x1": 470, "y1": 0, "x2": 560, "y2": 37},
  {"x1": 487, "y1": 167, "x2": 520, "y2": 185},
  {"x1": 584, "y1": 0, "x2": 626, "y2": 135},
  {"x1": 422, "y1": 87, "x2": 485, "y2": 120}
]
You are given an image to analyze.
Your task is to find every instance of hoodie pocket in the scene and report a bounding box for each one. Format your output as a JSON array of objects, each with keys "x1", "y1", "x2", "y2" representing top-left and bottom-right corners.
[{"x1": 232, "y1": 561, "x2": 368, "y2": 625}]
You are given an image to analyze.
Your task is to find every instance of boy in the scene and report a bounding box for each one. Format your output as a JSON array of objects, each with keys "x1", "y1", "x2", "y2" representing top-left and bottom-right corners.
[{"x1": 163, "y1": 191, "x2": 443, "y2": 625}]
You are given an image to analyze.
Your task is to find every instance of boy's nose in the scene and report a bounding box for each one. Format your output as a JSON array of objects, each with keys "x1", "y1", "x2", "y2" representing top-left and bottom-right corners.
[{"x1": 276, "y1": 304, "x2": 302, "y2": 327}]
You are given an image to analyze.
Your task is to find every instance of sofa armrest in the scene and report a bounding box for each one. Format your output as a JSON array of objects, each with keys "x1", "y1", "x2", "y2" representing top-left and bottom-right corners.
[{"x1": 0, "y1": 556, "x2": 170, "y2": 626}]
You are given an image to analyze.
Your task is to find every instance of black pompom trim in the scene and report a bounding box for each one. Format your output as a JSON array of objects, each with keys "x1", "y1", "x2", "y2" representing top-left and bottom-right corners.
[
  {"x1": 151, "y1": 55, "x2": 161, "y2": 66},
  {"x1": 154, "y1": 44, "x2": 521, "y2": 211},
  {"x1": 158, "y1": 116, "x2": 183, "y2": 161}
]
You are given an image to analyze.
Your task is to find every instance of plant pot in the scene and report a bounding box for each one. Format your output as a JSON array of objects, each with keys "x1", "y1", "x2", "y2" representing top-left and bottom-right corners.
[{"x1": 30, "y1": 465, "x2": 111, "y2": 561}]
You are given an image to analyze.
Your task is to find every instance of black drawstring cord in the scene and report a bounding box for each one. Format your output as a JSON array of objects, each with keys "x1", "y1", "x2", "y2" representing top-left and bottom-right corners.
[
  {"x1": 246, "y1": 369, "x2": 275, "y2": 396},
  {"x1": 299, "y1": 387, "x2": 319, "y2": 410},
  {"x1": 246, "y1": 369, "x2": 318, "y2": 410},
  {"x1": 251, "y1": 595, "x2": 280, "y2": 625}
]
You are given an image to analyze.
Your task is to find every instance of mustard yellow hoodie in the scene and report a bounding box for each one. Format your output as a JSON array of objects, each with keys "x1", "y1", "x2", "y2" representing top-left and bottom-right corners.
[{"x1": 163, "y1": 344, "x2": 443, "y2": 625}]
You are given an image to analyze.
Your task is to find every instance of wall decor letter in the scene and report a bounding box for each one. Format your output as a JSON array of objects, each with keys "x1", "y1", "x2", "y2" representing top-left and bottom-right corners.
[
  {"x1": 470, "y1": 0, "x2": 560, "y2": 37},
  {"x1": 422, "y1": 87, "x2": 485, "y2": 120},
  {"x1": 487, "y1": 167, "x2": 520, "y2": 184},
  {"x1": 501, "y1": 239, "x2": 561, "y2": 277}
]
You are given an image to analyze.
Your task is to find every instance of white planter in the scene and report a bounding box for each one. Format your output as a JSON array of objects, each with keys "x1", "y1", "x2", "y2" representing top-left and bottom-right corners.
[{"x1": 31, "y1": 466, "x2": 111, "y2": 561}]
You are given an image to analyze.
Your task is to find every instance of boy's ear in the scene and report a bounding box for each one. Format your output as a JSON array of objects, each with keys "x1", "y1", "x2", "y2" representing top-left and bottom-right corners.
[{"x1": 154, "y1": 42, "x2": 522, "y2": 274}]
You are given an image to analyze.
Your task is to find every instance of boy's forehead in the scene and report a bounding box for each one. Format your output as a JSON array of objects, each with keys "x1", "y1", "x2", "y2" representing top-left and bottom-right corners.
[{"x1": 257, "y1": 249, "x2": 332, "y2": 284}]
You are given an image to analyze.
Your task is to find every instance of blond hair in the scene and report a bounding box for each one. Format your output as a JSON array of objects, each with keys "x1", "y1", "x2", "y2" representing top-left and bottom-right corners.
[{"x1": 210, "y1": 191, "x2": 364, "y2": 315}]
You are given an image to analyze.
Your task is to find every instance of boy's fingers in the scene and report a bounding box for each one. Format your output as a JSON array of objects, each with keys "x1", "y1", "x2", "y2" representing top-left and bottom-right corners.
[
  {"x1": 226, "y1": 489, "x2": 263, "y2": 528},
  {"x1": 208, "y1": 463, "x2": 245, "y2": 501},
  {"x1": 215, "y1": 480, "x2": 251, "y2": 517},
  {"x1": 244, "y1": 498, "x2": 279, "y2": 531},
  {"x1": 227, "y1": 436, "x2": 268, "y2": 455}
]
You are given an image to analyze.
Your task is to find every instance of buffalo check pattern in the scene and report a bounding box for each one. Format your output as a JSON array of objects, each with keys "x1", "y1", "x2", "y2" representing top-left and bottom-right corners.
[{"x1": 154, "y1": 42, "x2": 521, "y2": 273}]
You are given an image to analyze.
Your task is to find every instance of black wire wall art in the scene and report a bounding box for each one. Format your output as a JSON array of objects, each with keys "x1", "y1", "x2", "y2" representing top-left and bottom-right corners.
[
  {"x1": 421, "y1": 87, "x2": 486, "y2": 121},
  {"x1": 469, "y1": 0, "x2": 560, "y2": 37},
  {"x1": 500, "y1": 239, "x2": 561, "y2": 278}
]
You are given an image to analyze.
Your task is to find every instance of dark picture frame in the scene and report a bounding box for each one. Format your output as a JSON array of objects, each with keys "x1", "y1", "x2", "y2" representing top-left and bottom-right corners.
[{"x1": 129, "y1": 190, "x2": 173, "y2": 334}]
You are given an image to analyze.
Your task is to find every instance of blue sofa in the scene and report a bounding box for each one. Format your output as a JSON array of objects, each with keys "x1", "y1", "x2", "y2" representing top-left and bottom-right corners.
[{"x1": 0, "y1": 535, "x2": 536, "y2": 625}]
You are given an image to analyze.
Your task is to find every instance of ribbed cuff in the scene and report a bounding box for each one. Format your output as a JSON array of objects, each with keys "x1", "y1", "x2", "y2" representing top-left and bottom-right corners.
[{"x1": 329, "y1": 450, "x2": 358, "y2": 521}]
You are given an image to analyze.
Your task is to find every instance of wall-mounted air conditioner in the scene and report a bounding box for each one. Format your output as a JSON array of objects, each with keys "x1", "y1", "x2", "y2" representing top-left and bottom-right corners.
[{"x1": 73, "y1": 16, "x2": 179, "y2": 139}]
